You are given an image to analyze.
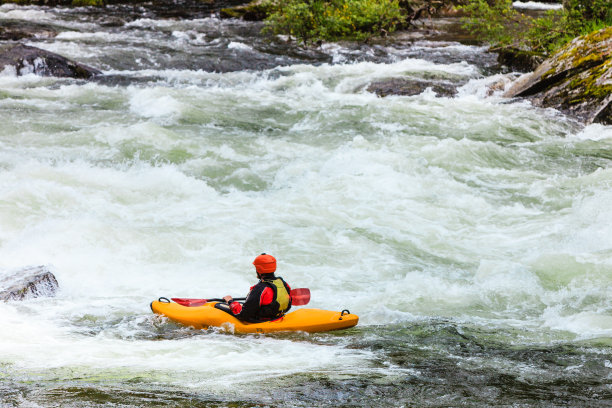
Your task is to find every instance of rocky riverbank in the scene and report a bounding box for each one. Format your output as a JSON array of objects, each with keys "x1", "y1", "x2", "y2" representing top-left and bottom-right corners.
[
  {"x1": 0, "y1": 0, "x2": 607, "y2": 125},
  {"x1": 215, "y1": 0, "x2": 611, "y2": 125},
  {"x1": 505, "y1": 26, "x2": 612, "y2": 125},
  {"x1": 218, "y1": 0, "x2": 466, "y2": 22}
]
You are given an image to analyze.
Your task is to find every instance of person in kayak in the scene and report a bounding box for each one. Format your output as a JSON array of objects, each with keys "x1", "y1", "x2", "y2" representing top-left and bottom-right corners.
[{"x1": 215, "y1": 253, "x2": 292, "y2": 323}]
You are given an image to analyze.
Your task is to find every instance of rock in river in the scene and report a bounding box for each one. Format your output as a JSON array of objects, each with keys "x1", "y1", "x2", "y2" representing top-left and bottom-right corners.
[
  {"x1": 0, "y1": 21, "x2": 57, "y2": 41},
  {"x1": 367, "y1": 78, "x2": 459, "y2": 98},
  {"x1": 0, "y1": 265, "x2": 59, "y2": 301},
  {"x1": 0, "y1": 44, "x2": 101, "y2": 79},
  {"x1": 505, "y1": 26, "x2": 612, "y2": 125}
]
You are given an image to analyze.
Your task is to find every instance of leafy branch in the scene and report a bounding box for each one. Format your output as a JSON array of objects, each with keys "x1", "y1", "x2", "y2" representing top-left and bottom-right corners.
[{"x1": 460, "y1": 0, "x2": 612, "y2": 55}]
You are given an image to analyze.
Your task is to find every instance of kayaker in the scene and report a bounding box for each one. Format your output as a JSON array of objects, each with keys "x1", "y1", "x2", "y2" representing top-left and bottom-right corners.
[{"x1": 215, "y1": 253, "x2": 292, "y2": 323}]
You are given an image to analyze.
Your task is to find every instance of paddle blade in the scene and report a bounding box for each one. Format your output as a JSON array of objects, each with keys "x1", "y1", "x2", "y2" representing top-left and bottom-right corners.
[
  {"x1": 171, "y1": 298, "x2": 208, "y2": 307},
  {"x1": 290, "y1": 288, "x2": 310, "y2": 306}
]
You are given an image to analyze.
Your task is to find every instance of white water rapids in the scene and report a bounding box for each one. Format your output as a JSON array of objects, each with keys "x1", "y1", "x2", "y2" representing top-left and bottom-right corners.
[{"x1": 0, "y1": 3, "x2": 611, "y2": 406}]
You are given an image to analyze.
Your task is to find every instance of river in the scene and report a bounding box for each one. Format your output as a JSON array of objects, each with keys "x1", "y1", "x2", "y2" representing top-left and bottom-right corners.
[{"x1": 0, "y1": 2, "x2": 611, "y2": 407}]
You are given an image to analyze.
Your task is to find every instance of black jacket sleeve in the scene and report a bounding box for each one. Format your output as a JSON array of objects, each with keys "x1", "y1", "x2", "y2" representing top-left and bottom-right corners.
[{"x1": 234, "y1": 282, "x2": 266, "y2": 323}]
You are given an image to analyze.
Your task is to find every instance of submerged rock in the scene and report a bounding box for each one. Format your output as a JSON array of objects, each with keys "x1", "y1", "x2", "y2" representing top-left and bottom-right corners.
[
  {"x1": 0, "y1": 21, "x2": 58, "y2": 41},
  {"x1": 505, "y1": 26, "x2": 612, "y2": 125},
  {"x1": 0, "y1": 44, "x2": 101, "y2": 79},
  {"x1": 367, "y1": 78, "x2": 459, "y2": 98},
  {"x1": 0, "y1": 266, "x2": 59, "y2": 301}
]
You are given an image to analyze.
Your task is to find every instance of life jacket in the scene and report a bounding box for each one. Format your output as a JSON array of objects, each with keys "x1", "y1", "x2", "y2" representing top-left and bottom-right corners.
[{"x1": 258, "y1": 277, "x2": 292, "y2": 320}]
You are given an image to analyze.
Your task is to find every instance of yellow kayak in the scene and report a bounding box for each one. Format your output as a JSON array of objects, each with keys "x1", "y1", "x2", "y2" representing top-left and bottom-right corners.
[{"x1": 150, "y1": 299, "x2": 358, "y2": 334}]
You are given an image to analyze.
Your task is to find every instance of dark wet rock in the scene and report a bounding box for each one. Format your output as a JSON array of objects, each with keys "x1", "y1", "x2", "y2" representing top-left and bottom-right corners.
[
  {"x1": 92, "y1": 73, "x2": 161, "y2": 86},
  {"x1": 107, "y1": 0, "x2": 223, "y2": 19},
  {"x1": 367, "y1": 78, "x2": 458, "y2": 98},
  {"x1": 0, "y1": 44, "x2": 101, "y2": 79},
  {"x1": 0, "y1": 265, "x2": 59, "y2": 301},
  {"x1": 505, "y1": 26, "x2": 612, "y2": 125},
  {"x1": 0, "y1": 21, "x2": 58, "y2": 41},
  {"x1": 220, "y1": 0, "x2": 272, "y2": 21},
  {"x1": 496, "y1": 47, "x2": 545, "y2": 73}
]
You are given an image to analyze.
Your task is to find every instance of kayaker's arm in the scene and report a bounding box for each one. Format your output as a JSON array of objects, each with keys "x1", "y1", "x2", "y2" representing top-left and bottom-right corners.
[
  {"x1": 232, "y1": 283, "x2": 267, "y2": 323},
  {"x1": 221, "y1": 295, "x2": 242, "y2": 314}
]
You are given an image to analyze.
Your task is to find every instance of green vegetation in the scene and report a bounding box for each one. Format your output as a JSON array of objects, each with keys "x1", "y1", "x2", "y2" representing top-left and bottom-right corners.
[
  {"x1": 70, "y1": 0, "x2": 105, "y2": 6},
  {"x1": 263, "y1": 0, "x2": 406, "y2": 42},
  {"x1": 460, "y1": 0, "x2": 612, "y2": 55}
]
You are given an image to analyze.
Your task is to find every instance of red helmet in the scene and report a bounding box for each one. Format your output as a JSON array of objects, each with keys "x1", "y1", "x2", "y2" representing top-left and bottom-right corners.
[{"x1": 253, "y1": 253, "x2": 276, "y2": 274}]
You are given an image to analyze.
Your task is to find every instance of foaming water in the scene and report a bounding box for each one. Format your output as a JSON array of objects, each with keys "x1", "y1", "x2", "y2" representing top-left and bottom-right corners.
[
  {"x1": 1, "y1": 4, "x2": 612, "y2": 407},
  {"x1": 513, "y1": 1, "x2": 564, "y2": 10}
]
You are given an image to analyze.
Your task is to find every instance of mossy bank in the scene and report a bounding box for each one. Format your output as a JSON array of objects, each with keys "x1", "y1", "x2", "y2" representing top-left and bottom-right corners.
[{"x1": 505, "y1": 26, "x2": 612, "y2": 125}]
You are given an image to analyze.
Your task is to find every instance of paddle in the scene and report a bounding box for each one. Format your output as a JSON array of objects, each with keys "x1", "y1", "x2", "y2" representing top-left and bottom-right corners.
[
  {"x1": 170, "y1": 298, "x2": 238, "y2": 307},
  {"x1": 172, "y1": 288, "x2": 310, "y2": 307}
]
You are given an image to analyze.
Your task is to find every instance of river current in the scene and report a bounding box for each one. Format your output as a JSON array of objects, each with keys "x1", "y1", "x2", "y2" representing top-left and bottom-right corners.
[{"x1": 0, "y1": 3, "x2": 611, "y2": 407}]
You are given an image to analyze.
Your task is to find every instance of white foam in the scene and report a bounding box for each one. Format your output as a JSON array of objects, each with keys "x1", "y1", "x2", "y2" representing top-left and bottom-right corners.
[
  {"x1": 128, "y1": 87, "x2": 184, "y2": 121},
  {"x1": 0, "y1": 5, "x2": 51, "y2": 21},
  {"x1": 55, "y1": 31, "x2": 127, "y2": 42},
  {"x1": 0, "y1": 37, "x2": 611, "y2": 389},
  {"x1": 571, "y1": 123, "x2": 612, "y2": 141},
  {"x1": 228, "y1": 41, "x2": 253, "y2": 51},
  {"x1": 319, "y1": 43, "x2": 348, "y2": 64},
  {"x1": 25, "y1": 40, "x2": 100, "y2": 61},
  {"x1": 543, "y1": 310, "x2": 612, "y2": 339},
  {"x1": 513, "y1": 1, "x2": 563, "y2": 10},
  {"x1": 458, "y1": 73, "x2": 519, "y2": 98},
  {"x1": 0, "y1": 5, "x2": 97, "y2": 31},
  {"x1": 0, "y1": 65, "x2": 17, "y2": 77},
  {"x1": 0, "y1": 303, "x2": 376, "y2": 388},
  {"x1": 565, "y1": 181, "x2": 612, "y2": 258},
  {"x1": 125, "y1": 16, "x2": 222, "y2": 30},
  {"x1": 125, "y1": 18, "x2": 184, "y2": 29}
]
